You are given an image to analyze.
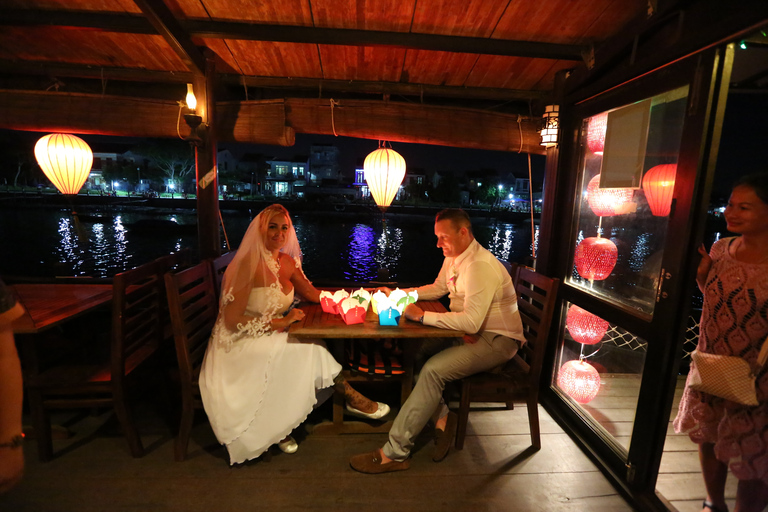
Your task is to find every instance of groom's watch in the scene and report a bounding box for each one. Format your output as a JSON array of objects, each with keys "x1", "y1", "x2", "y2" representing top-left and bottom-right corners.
[{"x1": 417, "y1": 314, "x2": 424, "y2": 324}]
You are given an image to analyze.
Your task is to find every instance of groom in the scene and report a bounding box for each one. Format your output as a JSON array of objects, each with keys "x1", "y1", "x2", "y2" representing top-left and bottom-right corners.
[{"x1": 350, "y1": 208, "x2": 525, "y2": 473}]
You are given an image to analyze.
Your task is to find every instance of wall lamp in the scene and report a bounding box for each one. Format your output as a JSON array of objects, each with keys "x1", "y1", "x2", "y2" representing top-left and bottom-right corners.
[
  {"x1": 183, "y1": 83, "x2": 206, "y2": 147},
  {"x1": 540, "y1": 104, "x2": 559, "y2": 148}
]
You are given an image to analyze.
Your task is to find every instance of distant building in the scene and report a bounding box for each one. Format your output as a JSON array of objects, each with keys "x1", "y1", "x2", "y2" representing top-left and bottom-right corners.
[
  {"x1": 265, "y1": 156, "x2": 309, "y2": 197},
  {"x1": 309, "y1": 144, "x2": 341, "y2": 184}
]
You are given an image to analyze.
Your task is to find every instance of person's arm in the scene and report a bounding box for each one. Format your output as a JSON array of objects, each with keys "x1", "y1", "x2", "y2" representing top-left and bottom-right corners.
[
  {"x1": 696, "y1": 243, "x2": 713, "y2": 294},
  {"x1": 424, "y1": 260, "x2": 497, "y2": 333},
  {"x1": 0, "y1": 300, "x2": 25, "y2": 494},
  {"x1": 289, "y1": 256, "x2": 321, "y2": 303}
]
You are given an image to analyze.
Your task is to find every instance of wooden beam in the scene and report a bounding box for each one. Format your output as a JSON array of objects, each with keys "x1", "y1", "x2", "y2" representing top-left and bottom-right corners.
[
  {"x1": 284, "y1": 98, "x2": 545, "y2": 154},
  {"x1": 234, "y1": 75, "x2": 547, "y2": 102},
  {"x1": 0, "y1": 89, "x2": 542, "y2": 153},
  {"x1": 0, "y1": 90, "x2": 294, "y2": 146},
  {"x1": 132, "y1": 0, "x2": 206, "y2": 75},
  {"x1": 2, "y1": 9, "x2": 586, "y2": 61},
  {"x1": 0, "y1": 60, "x2": 546, "y2": 102}
]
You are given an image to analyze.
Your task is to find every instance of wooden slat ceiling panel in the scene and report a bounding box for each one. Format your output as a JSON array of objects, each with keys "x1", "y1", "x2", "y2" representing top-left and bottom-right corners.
[
  {"x1": 492, "y1": 0, "x2": 645, "y2": 44},
  {"x1": 184, "y1": 0, "x2": 314, "y2": 25},
  {"x1": 310, "y1": 0, "x2": 414, "y2": 31},
  {"x1": 402, "y1": 50, "x2": 477, "y2": 87},
  {"x1": 0, "y1": 0, "x2": 139, "y2": 12},
  {"x1": 318, "y1": 45, "x2": 405, "y2": 82},
  {"x1": 0, "y1": 27, "x2": 186, "y2": 72},
  {"x1": 410, "y1": 0, "x2": 507, "y2": 37},
  {"x1": 221, "y1": 40, "x2": 323, "y2": 78},
  {"x1": 464, "y1": 55, "x2": 567, "y2": 90}
]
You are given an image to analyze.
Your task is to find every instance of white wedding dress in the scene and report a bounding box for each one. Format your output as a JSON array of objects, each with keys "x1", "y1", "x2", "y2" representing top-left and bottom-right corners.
[{"x1": 199, "y1": 285, "x2": 341, "y2": 464}]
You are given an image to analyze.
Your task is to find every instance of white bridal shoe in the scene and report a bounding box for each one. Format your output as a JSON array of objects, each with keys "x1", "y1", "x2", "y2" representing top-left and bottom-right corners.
[
  {"x1": 277, "y1": 436, "x2": 298, "y2": 454},
  {"x1": 345, "y1": 402, "x2": 391, "y2": 420}
]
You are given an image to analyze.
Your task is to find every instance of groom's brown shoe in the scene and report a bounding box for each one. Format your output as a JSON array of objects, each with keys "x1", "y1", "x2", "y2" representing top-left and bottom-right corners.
[
  {"x1": 350, "y1": 449, "x2": 410, "y2": 474},
  {"x1": 433, "y1": 411, "x2": 457, "y2": 462}
]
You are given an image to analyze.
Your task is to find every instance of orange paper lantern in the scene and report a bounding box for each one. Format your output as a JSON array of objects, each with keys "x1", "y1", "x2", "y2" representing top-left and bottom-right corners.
[
  {"x1": 574, "y1": 237, "x2": 618, "y2": 281},
  {"x1": 586, "y1": 113, "x2": 608, "y2": 155},
  {"x1": 586, "y1": 175, "x2": 634, "y2": 217},
  {"x1": 34, "y1": 134, "x2": 93, "y2": 195},
  {"x1": 364, "y1": 144, "x2": 406, "y2": 210},
  {"x1": 566, "y1": 305, "x2": 609, "y2": 345},
  {"x1": 642, "y1": 164, "x2": 677, "y2": 216},
  {"x1": 557, "y1": 359, "x2": 601, "y2": 403}
]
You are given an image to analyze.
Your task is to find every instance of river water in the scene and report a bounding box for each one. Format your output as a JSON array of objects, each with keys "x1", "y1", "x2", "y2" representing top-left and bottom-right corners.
[{"x1": 0, "y1": 204, "x2": 538, "y2": 285}]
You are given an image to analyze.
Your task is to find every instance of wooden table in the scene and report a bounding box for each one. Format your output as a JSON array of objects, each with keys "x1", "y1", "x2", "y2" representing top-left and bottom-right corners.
[
  {"x1": 290, "y1": 300, "x2": 462, "y2": 434},
  {"x1": 10, "y1": 283, "x2": 113, "y2": 334}
]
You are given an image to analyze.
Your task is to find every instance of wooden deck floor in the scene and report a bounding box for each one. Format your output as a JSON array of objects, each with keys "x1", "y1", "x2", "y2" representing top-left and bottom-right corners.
[
  {"x1": 3, "y1": 393, "x2": 634, "y2": 512},
  {"x1": 1, "y1": 376, "x2": 734, "y2": 512}
]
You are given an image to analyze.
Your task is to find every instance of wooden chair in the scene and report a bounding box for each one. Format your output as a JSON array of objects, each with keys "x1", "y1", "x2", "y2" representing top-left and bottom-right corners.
[
  {"x1": 164, "y1": 262, "x2": 218, "y2": 461},
  {"x1": 454, "y1": 267, "x2": 560, "y2": 450},
  {"x1": 25, "y1": 260, "x2": 166, "y2": 461},
  {"x1": 210, "y1": 251, "x2": 236, "y2": 300}
]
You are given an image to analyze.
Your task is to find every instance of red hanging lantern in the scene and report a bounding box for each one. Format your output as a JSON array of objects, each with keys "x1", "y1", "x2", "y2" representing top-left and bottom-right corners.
[
  {"x1": 586, "y1": 113, "x2": 608, "y2": 155},
  {"x1": 557, "y1": 359, "x2": 601, "y2": 404},
  {"x1": 586, "y1": 174, "x2": 634, "y2": 217},
  {"x1": 574, "y1": 237, "x2": 617, "y2": 280},
  {"x1": 566, "y1": 305, "x2": 609, "y2": 345},
  {"x1": 642, "y1": 164, "x2": 677, "y2": 216}
]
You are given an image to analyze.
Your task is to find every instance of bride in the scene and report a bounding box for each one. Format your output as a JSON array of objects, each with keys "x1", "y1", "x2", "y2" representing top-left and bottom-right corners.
[{"x1": 199, "y1": 204, "x2": 390, "y2": 464}]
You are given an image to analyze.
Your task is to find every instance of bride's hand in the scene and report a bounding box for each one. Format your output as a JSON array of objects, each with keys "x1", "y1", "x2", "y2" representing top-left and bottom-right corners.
[{"x1": 285, "y1": 308, "x2": 305, "y2": 325}]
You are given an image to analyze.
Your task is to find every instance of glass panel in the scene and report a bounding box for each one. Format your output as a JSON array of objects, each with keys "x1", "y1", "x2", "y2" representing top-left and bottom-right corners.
[
  {"x1": 567, "y1": 86, "x2": 689, "y2": 316},
  {"x1": 554, "y1": 302, "x2": 648, "y2": 453}
]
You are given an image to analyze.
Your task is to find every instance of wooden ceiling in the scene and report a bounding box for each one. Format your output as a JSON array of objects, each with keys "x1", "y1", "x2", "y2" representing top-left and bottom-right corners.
[{"x1": 0, "y1": 0, "x2": 649, "y2": 152}]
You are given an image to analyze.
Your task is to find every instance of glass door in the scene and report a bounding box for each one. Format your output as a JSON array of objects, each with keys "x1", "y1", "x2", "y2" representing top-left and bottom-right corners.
[{"x1": 539, "y1": 43, "x2": 733, "y2": 505}]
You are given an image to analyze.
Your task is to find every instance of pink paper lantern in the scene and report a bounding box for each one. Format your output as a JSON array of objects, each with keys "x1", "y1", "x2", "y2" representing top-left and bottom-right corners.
[
  {"x1": 574, "y1": 237, "x2": 618, "y2": 280},
  {"x1": 586, "y1": 174, "x2": 634, "y2": 217},
  {"x1": 557, "y1": 359, "x2": 601, "y2": 404},
  {"x1": 642, "y1": 164, "x2": 677, "y2": 216},
  {"x1": 587, "y1": 113, "x2": 608, "y2": 155},
  {"x1": 566, "y1": 305, "x2": 609, "y2": 345}
]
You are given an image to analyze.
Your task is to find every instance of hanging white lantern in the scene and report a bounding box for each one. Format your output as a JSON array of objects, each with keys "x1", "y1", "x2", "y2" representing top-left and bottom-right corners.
[
  {"x1": 34, "y1": 133, "x2": 93, "y2": 195},
  {"x1": 363, "y1": 142, "x2": 406, "y2": 210}
]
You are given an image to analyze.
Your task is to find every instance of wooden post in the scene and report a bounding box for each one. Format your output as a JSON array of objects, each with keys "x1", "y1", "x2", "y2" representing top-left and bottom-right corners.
[{"x1": 194, "y1": 49, "x2": 220, "y2": 260}]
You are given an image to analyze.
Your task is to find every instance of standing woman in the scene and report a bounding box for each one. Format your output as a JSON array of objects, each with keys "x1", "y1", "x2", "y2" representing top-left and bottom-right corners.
[
  {"x1": 674, "y1": 173, "x2": 768, "y2": 512},
  {"x1": 200, "y1": 204, "x2": 389, "y2": 464}
]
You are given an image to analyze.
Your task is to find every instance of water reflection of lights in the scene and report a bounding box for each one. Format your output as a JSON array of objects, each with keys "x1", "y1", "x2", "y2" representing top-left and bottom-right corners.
[
  {"x1": 374, "y1": 224, "x2": 403, "y2": 280},
  {"x1": 346, "y1": 224, "x2": 377, "y2": 281},
  {"x1": 628, "y1": 233, "x2": 652, "y2": 271},
  {"x1": 57, "y1": 217, "x2": 87, "y2": 275}
]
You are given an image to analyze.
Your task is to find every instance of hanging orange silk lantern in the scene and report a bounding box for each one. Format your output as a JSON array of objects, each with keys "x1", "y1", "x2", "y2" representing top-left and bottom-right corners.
[
  {"x1": 574, "y1": 237, "x2": 618, "y2": 281},
  {"x1": 566, "y1": 305, "x2": 609, "y2": 345},
  {"x1": 642, "y1": 164, "x2": 677, "y2": 216},
  {"x1": 363, "y1": 143, "x2": 406, "y2": 210},
  {"x1": 557, "y1": 359, "x2": 601, "y2": 404},
  {"x1": 586, "y1": 113, "x2": 608, "y2": 155},
  {"x1": 34, "y1": 133, "x2": 93, "y2": 195},
  {"x1": 586, "y1": 174, "x2": 634, "y2": 217}
]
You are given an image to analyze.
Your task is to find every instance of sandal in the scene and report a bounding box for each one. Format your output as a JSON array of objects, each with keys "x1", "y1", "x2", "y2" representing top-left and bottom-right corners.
[{"x1": 702, "y1": 500, "x2": 728, "y2": 512}]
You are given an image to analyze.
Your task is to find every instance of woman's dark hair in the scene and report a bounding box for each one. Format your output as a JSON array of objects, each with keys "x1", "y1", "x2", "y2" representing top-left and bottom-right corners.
[{"x1": 733, "y1": 172, "x2": 768, "y2": 204}]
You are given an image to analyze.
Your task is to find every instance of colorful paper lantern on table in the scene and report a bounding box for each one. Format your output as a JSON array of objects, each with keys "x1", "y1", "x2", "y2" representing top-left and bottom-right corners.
[
  {"x1": 339, "y1": 290, "x2": 370, "y2": 325},
  {"x1": 557, "y1": 359, "x2": 601, "y2": 404},
  {"x1": 586, "y1": 113, "x2": 608, "y2": 156},
  {"x1": 319, "y1": 289, "x2": 349, "y2": 315},
  {"x1": 373, "y1": 288, "x2": 418, "y2": 326},
  {"x1": 642, "y1": 164, "x2": 677, "y2": 216},
  {"x1": 566, "y1": 305, "x2": 609, "y2": 345},
  {"x1": 34, "y1": 133, "x2": 93, "y2": 195},
  {"x1": 574, "y1": 237, "x2": 618, "y2": 281},
  {"x1": 586, "y1": 174, "x2": 634, "y2": 217}
]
